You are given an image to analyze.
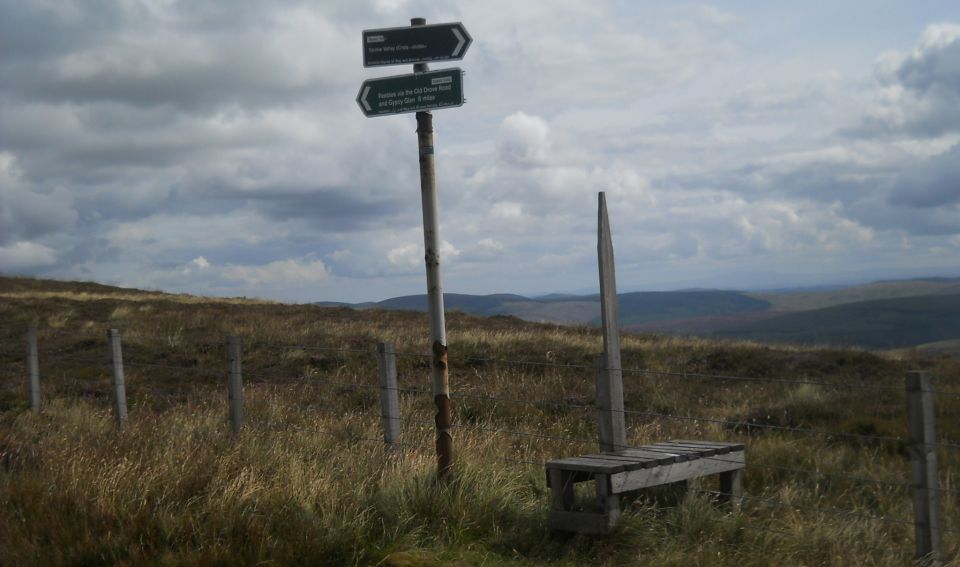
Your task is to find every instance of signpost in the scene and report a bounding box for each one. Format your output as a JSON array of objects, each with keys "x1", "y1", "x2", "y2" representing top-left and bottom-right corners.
[
  {"x1": 358, "y1": 18, "x2": 470, "y2": 481},
  {"x1": 356, "y1": 68, "x2": 464, "y2": 117},
  {"x1": 363, "y1": 22, "x2": 471, "y2": 67}
]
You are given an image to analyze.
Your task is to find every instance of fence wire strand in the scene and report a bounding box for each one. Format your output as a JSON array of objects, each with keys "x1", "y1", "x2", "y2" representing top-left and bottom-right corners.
[
  {"x1": 6, "y1": 341, "x2": 960, "y2": 397},
  {"x1": 3, "y1": 330, "x2": 960, "y2": 548},
  {"x1": 3, "y1": 346, "x2": 960, "y2": 452}
]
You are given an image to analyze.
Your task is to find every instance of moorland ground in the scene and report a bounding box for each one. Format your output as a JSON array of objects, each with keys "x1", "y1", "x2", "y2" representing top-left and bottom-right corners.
[{"x1": 0, "y1": 276, "x2": 958, "y2": 565}]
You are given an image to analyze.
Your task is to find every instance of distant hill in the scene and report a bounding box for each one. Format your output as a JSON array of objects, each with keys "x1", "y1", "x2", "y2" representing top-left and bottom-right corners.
[
  {"x1": 490, "y1": 299, "x2": 598, "y2": 325},
  {"x1": 750, "y1": 277, "x2": 960, "y2": 311},
  {"x1": 321, "y1": 290, "x2": 771, "y2": 327},
  {"x1": 897, "y1": 339, "x2": 960, "y2": 358},
  {"x1": 377, "y1": 293, "x2": 530, "y2": 316},
  {"x1": 3, "y1": 274, "x2": 958, "y2": 352},
  {"x1": 613, "y1": 291, "x2": 769, "y2": 326},
  {"x1": 313, "y1": 300, "x2": 376, "y2": 309},
  {"x1": 0, "y1": 276, "x2": 154, "y2": 296},
  {"x1": 312, "y1": 277, "x2": 960, "y2": 352},
  {"x1": 714, "y1": 293, "x2": 960, "y2": 349}
]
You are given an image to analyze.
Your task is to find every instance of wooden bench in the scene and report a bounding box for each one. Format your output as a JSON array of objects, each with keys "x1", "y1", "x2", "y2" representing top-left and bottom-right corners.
[{"x1": 546, "y1": 440, "x2": 745, "y2": 534}]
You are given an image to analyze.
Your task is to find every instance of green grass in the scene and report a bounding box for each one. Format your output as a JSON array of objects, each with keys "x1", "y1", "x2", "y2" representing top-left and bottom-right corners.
[{"x1": 0, "y1": 275, "x2": 958, "y2": 565}]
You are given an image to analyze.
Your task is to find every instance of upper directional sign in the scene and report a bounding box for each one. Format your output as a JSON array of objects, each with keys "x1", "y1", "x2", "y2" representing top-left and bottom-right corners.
[
  {"x1": 363, "y1": 22, "x2": 472, "y2": 67},
  {"x1": 356, "y1": 68, "x2": 464, "y2": 117}
]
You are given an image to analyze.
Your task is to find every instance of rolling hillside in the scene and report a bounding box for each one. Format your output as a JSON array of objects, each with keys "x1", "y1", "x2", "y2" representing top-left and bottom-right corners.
[
  {"x1": 750, "y1": 277, "x2": 960, "y2": 311},
  {"x1": 612, "y1": 290, "x2": 769, "y2": 326},
  {"x1": 1, "y1": 275, "x2": 959, "y2": 563},
  {"x1": 324, "y1": 290, "x2": 772, "y2": 327},
  {"x1": 714, "y1": 293, "x2": 960, "y2": 349},
  {"x1": 378, "y1": 293, "x2": 529, "y2": 315},
  {"x1": 309, "y1": 277, "x2": 960, "y2": 351}
]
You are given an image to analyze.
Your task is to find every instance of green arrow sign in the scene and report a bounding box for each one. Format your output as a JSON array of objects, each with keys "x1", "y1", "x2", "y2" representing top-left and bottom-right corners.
[
  {"x1": 362, "y1": 22, "x2": 472, "y2": 67},
  {"x1": 356, "y1": 68, "x2": 464, "y2": 117}
]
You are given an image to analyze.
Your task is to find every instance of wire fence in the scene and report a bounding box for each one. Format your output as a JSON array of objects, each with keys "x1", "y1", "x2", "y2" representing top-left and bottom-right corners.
[{"x1": 1, "y1": 326, "x2": 958, "y2": 556}]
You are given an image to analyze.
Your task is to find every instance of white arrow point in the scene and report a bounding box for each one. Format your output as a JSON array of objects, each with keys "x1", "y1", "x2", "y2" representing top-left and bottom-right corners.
[
  {"x1": 452, "y1": 28, "x2": 465, "y2": 57},
  {"x1": 360, "y1": 85, "x2": 372, "y2": 112}
]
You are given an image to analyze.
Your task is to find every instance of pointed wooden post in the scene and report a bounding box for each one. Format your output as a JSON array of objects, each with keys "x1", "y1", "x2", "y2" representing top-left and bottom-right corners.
[{"x1": 596, "y1": 192, "x2": 626, "y2": 452}]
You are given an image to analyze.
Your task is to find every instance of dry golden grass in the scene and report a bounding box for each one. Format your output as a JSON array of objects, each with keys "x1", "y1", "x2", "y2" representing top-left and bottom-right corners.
[
  {"x1": 0, "y1": 290, "x2": 274, "y2": 305},
  {"x1": 1, "y1": 276, "x2": 958, "y2": 565}
]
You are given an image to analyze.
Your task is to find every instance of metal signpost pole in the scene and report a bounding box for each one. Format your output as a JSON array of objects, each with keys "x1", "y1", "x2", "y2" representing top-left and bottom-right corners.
[
  {"x1": 411, "y1": 17, "x2": 453, "y2": 481},
  {"x1": 359, "y1": 16, "x2": 469, "y2": 481}
]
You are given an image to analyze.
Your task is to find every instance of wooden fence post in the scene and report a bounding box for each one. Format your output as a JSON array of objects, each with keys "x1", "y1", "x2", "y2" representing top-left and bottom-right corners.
[
  {"x1": 226, "y1": 336, "x2": 244, "y2": 434},
  {"x1": 377, "y1": 341, "x2": 401, "y2": 447},
  {"x1": 906, "y1": 371, "x2": 941, "y2": 562},
  {"x1": 107, "y1": 329, "x2": 128, "y2": 429},
  {"x1": 25, "y1": 325, "x2": 41, "y2": 412},
  {"x1": 596, "y1": 192, "x2": 626, "y2": 452}
]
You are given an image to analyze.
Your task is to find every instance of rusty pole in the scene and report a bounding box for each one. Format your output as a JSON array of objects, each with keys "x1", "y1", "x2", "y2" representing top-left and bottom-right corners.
[{"x1": 412, "y1": 16, "x2": 453, "y2": 481}]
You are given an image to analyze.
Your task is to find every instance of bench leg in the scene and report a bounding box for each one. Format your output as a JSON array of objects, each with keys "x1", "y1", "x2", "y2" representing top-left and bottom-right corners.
[
  {"x1": 719, "y1": 469, "x2": 743, "y2": 510},
  {"x1": 595, "y1": 473, "x2": 621, "y2": 529},
  {"x1": 549, "y1": 469, "x2": 576, "y2": 512}
]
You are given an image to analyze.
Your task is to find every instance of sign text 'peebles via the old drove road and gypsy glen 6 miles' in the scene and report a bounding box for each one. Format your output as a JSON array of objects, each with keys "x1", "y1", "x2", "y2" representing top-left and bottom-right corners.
[
  {"x1": 356, "y1": 68, "x2": 464, "y2": 117},
  {"x1": 362, "y1": 22, "x2": 472, "y2": 67}
]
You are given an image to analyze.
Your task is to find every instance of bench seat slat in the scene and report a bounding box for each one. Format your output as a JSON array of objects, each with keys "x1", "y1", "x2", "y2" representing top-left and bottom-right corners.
[
  {"x1": 674, "y1": 439, "x2": 746, "y2": 452},
  {"x1": 649, "y1": 443, "x2": 720, "y2": 457},
  {"x1": 648, "y1": 443, "x2": 713, "y2": 453},
  {"x1": 665, "y1": 442, "x2": 730, "y2": 455},
  {"x1": 665, "y1": 441, "x2": 740, "y2": 456},
  {"x1": 579, "y1": 453, "x2": 662, "y2": 469},
  {"x1": 546, "y1": 456, "x2": 626, "y2": 473},
  {"x1": 579, "y1": 453, "x2": 643, "y2": 474},
  {"x1": 610, "y1": 449, "x2": 745, "y2": 493},
  {"x1": 631, "y1": 446, "x2": 696, "y2": 461},
  {"x1": 607, "y1": 449, "x2": 678, "y2": 466}
]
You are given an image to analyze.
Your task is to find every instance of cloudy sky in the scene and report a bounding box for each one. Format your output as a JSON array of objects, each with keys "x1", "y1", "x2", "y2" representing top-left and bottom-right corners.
[{"x1": 2, "y1": 1, "x2": 959, "y2": 302}]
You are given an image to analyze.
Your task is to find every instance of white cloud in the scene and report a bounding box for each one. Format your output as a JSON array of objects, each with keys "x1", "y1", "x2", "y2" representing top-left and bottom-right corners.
[
  {"x1": 490, "y1": 201, "x2": 523, "y2": 220},
  {"x1": 224, "y1": 258, "x2": 329, "y2": 286},
  {"x1": 693, "y1": 5, "x2": 737, "y2": 26},
  {"x1": 0, "y1": 241, "x2": 58, "y2": 270},
  {"x1": 536, "y1": 247, "x2": 590, "y2": 270},
  {"x1": 477, "y1": 238, "x2": 504, "y2": 253},
  {"x1": 861, "y1": 23, "x2": 960, "y2": 137},
  {"x1": 0, "y1": 152, "x2": 78, "y2": 245},
  {"x1": 387, "y1": 240, "x2": 460, "y2": 271},
  {"x1": 108, "y1": 212, "x2": 277, "y2": 251},
  {"x1": 440, "y1": 239, "x2": 461, "y2": 259},
  {"x1": 497, "y1": 112, "x2": 551, "y2": 166},
  {"x1": 2, "y1": 3, "x2": 959, "y2": 300},
  {"x1": 387, "y1": 243, "x2": 420, "y2": 269}
]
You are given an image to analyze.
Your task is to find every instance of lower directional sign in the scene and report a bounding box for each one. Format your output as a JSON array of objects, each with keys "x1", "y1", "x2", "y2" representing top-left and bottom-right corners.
[{"x1": 356, "y1": 68, "x2": 464, "y2": 117}]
